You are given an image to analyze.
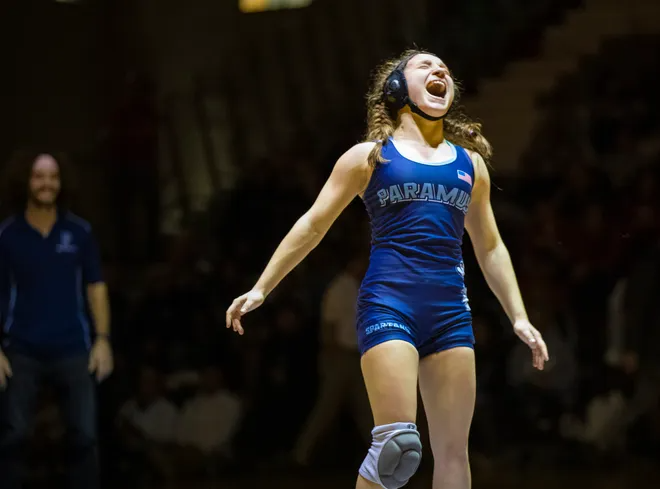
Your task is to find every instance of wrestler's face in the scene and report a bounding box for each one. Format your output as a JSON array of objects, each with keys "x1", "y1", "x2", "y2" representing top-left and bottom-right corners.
[
  {"x1": 403, "y1": 53, "x2": 454, "y2": 118},
  {"x1": 29, "y1": 154, "x2": 61, "y2": 208}
]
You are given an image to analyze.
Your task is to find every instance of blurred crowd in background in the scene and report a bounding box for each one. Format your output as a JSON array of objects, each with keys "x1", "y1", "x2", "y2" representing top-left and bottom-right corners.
[{"x1": 4, "y1": 2, "x2": 659, "y2": 487}]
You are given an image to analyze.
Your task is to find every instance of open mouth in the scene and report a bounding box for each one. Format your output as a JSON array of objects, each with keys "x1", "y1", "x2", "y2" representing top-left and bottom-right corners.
[{"x1": 426, "y1": 79, "x2": 447, "y2": 99}]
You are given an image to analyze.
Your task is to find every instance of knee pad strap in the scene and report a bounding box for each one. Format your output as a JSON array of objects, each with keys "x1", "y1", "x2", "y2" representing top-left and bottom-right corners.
[{"x1": 359, "y1": 422, "x2": 422, "y2": 489}]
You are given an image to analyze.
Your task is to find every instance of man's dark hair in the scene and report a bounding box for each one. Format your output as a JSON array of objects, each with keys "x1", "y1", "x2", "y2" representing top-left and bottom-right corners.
[{"x1": 1, "y1": 149, "x2": 78, "y2": 214}]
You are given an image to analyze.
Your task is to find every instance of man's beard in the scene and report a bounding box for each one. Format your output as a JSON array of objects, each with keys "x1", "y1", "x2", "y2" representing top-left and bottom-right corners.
[{"x1": 28, "y1": 196, "x2": 57, "y2": 209}]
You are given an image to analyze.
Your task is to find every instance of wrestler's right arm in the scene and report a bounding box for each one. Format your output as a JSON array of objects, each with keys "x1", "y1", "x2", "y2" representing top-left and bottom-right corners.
[{"x1": 225, "y1": 142, "x2": 374, "y2": 335}]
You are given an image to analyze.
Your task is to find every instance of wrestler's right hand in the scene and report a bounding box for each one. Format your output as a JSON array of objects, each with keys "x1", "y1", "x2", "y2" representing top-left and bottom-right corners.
[{"x1": 225, "y1": 289, "x2": 265, "y2": 335}]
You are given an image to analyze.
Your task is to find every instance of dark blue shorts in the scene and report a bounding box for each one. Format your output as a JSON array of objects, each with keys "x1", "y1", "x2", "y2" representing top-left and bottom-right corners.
[{"x1": 356, "y1": 293, "x2": 475, "y2": 358}]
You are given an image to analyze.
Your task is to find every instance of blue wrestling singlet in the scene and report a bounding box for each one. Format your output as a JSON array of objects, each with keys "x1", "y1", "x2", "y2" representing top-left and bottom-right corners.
[{"x1": 357, "y1": 138, "x2": 475, "y2": 357}]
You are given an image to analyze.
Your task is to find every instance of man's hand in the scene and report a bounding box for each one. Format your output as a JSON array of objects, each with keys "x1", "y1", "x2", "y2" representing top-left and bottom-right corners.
[
  {"x1": 88, "y1": 336, "x2": 114, "y2": 382},
  {"x1": 0, "y1": 349, "x2": 12, "y2": 389}
]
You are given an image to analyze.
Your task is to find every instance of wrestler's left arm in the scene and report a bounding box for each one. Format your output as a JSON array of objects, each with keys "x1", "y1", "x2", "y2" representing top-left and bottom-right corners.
[{"x1": 465, "y1": 151, "x2": 549, "y2": 370}]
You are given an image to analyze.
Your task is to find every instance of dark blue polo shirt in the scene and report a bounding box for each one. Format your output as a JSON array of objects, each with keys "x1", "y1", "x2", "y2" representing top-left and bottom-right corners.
[{"x1": 0, "y1": 212, "x2": 103, "y2": 359}]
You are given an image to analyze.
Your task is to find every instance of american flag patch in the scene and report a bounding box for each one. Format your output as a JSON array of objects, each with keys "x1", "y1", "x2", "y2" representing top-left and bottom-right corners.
[{"x1": 457, "y1": 170, "x2": 472, "y2": 186}]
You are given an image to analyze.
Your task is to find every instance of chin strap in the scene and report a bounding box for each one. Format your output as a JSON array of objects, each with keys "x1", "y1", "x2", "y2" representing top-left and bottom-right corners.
[{"x1": 407, "y1": 99, "x2": 446, "y2": 121}]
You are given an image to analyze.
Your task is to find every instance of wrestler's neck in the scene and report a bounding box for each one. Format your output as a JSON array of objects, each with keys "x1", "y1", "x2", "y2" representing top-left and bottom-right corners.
[{"x1": 394, "y1": 112, "x2": 445, "y2": 148}]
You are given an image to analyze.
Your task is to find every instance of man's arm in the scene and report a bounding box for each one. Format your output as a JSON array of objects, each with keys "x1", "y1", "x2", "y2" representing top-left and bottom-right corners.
[
  {"x1": 81, "y1": 228, "x2": 113, "y2": 381},
  {"x1": 87, "y1": 282, "x2": 110, "y2": 339},
  {"x1": 80, "y1": 227, "x2": 110, "y2": 338},
  {"x1": 0, "y1": 224, "x2": 13, "y2": 338},
  {"x1": 0, "y1": 229, "x2": 12, "y2": 387}
]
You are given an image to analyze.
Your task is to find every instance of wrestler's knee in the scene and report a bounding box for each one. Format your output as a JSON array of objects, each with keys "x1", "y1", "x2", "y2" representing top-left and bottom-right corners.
[{"x1": 359, "y1": 422, "x2": 422, "y2": 489}]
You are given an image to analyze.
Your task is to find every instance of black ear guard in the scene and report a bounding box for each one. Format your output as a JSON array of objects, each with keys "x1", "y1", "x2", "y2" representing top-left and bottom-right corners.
[
  {"x1": 383, "y1": 61, "x2": 410, "y2": 115},
  {"x1": 382, "y1": 56, "x2": 446, "y2": 122}
]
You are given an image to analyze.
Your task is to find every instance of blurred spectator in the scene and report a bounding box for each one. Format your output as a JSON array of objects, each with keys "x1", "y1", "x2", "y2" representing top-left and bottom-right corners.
[
  {"x1": 173, "y1": 366, "x2": 242, "y2": 467},
  {"x1": 106, "y1": 71, "x2": 160, "y2": 263},
  {"x1": 235, "y1": 303, "x2": 317, "y2": 462},
  {"x1": 620, "y1": 233, "x2": 660, "y2": 450},
  {"x1": 507, "y1": 277, "x2": 578, "y2": 447},
  {"x1": 116, "y1": 366, "x2": 177, "y2": 448},
  {"x1": 468, "y1": 313, "x2": 504, "y2": 463},
  {"x1": 292, "y1": 253, "x2": 372, "y2": 466},
  {"x1": 115, "y1": 366, "x2": 178, "y2": 482}
]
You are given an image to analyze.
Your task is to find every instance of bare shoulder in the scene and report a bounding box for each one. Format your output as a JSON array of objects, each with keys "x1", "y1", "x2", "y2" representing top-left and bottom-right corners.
[
  {"x1": 332, "y1": 142, "x2": 375, "y2": 192},
  {"x1": 464, "y1": 149, "x2": 490, "y2": 185},
  {"x1": 463, "y1": 150, "x2": 491, "y2": 202},
  {"x1": 337, "y1": 142, "x2": 376, "y2": 168},
  {"x1": 464, "y1": 149, "x2": 487, "y2": 173}
]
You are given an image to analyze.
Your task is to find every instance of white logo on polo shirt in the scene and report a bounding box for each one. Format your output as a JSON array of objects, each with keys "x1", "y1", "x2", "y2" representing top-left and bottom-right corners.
[{"x1": 56, "y1": 231, "x2": 78, "y2": 253}]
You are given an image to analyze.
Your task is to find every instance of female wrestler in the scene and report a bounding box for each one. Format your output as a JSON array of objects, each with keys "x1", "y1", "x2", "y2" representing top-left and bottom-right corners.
[{"x1": 226, "y1": 49, "x2": 549, "y2": 489}]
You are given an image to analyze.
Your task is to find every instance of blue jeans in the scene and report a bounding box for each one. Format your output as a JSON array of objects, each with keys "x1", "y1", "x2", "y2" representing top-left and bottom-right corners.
[{"x1": 0, "y1": 352, "x2": 99, "y2": 489}]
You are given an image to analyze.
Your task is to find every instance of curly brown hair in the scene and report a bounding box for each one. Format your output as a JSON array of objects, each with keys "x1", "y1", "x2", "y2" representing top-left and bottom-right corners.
[
  {"x1": 1, "y1": 149, "x2": 77, "y2": 214},
  {"x1": 364, "y1": 49, "x2": 493, "y2": 167}
]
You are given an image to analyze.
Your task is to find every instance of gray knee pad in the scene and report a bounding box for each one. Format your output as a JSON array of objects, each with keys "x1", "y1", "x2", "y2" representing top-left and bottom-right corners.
[{"x1": 359, "y1": 422, "x2": 422, "y2": 489}]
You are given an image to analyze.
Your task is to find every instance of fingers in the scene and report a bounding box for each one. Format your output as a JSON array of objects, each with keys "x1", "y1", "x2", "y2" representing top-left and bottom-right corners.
[
  {"x1": 225, "y1": 302, "x2": 237, "y2": 328},
  {"x1": 226, "y1": 295, "x2": 252, "y2": 334},
  {"x1": 232, "y1": 318, "x2": 244, "y2": 336},
  {"x1": 2, "y1": 361, "x2": 12, "y2": 379},
  {"x1": 227, "y1": 314, "x2": 243, "y2": 334},
  {"x1": 88, "y1": 357, "x2": 107, "y2": 380},
  {"x1": 538, "y1": 339, "x2": 549, "y2": 363},
  {"x1": 0, "y1": 361, "x2": 12, "y2": 389},
  {"x1": 531, "y1": 328, "x2": 549, "y2": 362},
  {"x1": 98, "y1": 356, "x2": 112, "y2": 382},
  {"x1": 516, "y1": 323, "x2": 549, "y2": 371},
  {"x1": 98, "y1": 361, "x2": 114, "y2": 382},
  {"x1": 88, "y1": 355, "x2": 97, "y2": 374},
  {"x1": 529, "y1": 328, "x2": 549, "y2": 371},
  {"x1": 533, "y1": 349, "x2": 544, "y2": 371},
  {"x1": 225, "y1": 296, "x2": 246, "y2": 329}
]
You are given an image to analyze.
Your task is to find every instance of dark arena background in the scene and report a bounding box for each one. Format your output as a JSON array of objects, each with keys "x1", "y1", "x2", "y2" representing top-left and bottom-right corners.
[{"x1": 1, "y1": 0, "x2": 660, "y2": 488}]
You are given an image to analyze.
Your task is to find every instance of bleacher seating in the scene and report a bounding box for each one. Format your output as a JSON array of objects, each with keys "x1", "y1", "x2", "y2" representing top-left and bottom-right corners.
[
  {"x1": 425, "y1": 0, "x2": 582, "y2": 91},
  {"x1": 522, "y1": 34, "x2": 660, "y2": 188},
  {"x1": 221, "y1": 0, "x2": 583, "y2": 164}
]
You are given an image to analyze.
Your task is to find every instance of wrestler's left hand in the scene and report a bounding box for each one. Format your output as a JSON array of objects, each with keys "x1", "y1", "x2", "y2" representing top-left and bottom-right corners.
[{"x1": 513, "y1": 319, "x2": 549, "y2": 371}]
